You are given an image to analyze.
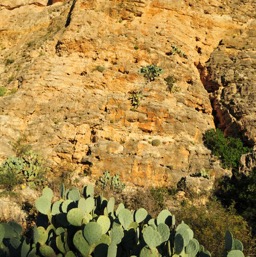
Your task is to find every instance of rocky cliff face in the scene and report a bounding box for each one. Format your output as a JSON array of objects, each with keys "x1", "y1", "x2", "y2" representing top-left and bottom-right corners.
[{"x1": 0, "y1": 0, "x2": 255, "y2": 188}]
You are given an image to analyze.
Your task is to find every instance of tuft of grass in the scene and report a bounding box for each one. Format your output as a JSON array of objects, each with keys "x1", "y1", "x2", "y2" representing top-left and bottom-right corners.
[{"x1": 0, "y1": 86, "x2": 7, "y2": 97}]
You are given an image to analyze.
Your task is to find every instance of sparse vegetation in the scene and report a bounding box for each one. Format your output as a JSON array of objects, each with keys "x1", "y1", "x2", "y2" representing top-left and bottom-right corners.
[
  {"x1": 190, "y1": 168, "x2": 210, "y2": 179},
  {"x1": 139, "y1": 64, "x2": 163, "y2": 81},
  {"x1": 128, "y1": 90, "x2": 143, "y2": 109},
  {"x1": 170, "y1": 45, "x2": 187, "y2": 58},
  {"x1": 5, "y1": 59, "x2": 14, "y2": 66},
  {"x1": 0, "y1": 150, "x2": 47, "y2": 191},
  {"x1": 164, "y1": 75, "x2": 176, "y2": 92},
  {"x1": 0, "y1": 86, "x2": 7, "y2": 97},
  {"x1": 96, "y1": 171, "x2": 125, "y2": 192}
]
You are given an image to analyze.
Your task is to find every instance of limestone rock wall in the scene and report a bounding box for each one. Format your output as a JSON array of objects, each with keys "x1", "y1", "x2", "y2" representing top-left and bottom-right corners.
[{"x1": 0, "y1": 0, "x2": 255, "y2": 187}]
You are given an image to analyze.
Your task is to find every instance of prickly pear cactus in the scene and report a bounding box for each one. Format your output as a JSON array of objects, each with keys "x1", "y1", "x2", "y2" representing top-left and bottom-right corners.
[{"x1": 0, "y1": 185, "x2": 247, "y2": 257}]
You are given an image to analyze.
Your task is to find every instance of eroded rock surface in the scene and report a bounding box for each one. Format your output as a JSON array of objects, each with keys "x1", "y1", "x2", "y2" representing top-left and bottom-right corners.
[{"x1": 0, "y1": 0, "x2": 255, "y2": 187}]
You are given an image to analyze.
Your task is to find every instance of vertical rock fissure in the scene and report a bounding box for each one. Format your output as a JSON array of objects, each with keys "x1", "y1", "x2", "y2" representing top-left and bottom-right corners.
[
  {"x1": 65, "y1": 0, "x2": 77, "y2": 27},
  {"x1": 196, "y1": 46, "x2": 255, "y2": 148}
]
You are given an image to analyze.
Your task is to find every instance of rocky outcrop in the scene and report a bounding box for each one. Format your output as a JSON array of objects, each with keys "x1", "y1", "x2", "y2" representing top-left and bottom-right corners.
[{"x1": 0, "y1": 0, "x2": 255, "y2": 188}]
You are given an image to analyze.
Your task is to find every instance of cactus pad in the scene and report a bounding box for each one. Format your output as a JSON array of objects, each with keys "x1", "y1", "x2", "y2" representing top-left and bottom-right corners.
[
  {"x1": 67, "y1": 208, "x2": 84, "y2": 227},
  {"x1": 143, "y1": 226, "x2": 162, "y2": 249},
  {"x1": 83, "y1": 222, "x2": 102, "y2": 245}
]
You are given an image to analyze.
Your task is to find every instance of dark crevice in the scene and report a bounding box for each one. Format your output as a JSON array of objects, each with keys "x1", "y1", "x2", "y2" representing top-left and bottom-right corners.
[
  {"x1": 65, "y1": 0, "x2": 77, "y2": 27},
  {"x1": 196, "y1": 59, "x2": 254, "y2": 147}
]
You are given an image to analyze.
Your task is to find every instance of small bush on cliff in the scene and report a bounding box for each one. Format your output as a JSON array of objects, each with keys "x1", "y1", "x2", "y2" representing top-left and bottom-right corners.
[
  {"x1": 139, "y1": 64, "x2": 163, "y2": 81},
  {"x1": 203, "y1": 128, "x2": 251, "y2": 168}
]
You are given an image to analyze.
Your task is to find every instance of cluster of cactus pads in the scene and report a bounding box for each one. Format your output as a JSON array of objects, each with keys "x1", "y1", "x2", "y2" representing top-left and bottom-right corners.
[{"x1": 0, "y1": 185, "x2": 246, "y2": 257}]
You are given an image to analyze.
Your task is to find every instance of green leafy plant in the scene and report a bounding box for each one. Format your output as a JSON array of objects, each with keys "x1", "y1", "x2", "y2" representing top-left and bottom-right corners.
[
  {"x1": 139, "y1": 64, "x2": 163, "y2": 81},
  {"x1": 0, "y1": 185, "x2": 247, "y2": 257},
  {"x1": 128, "y1": 90, "x2": 143, "y2": 109},
  {"x1": 203, "y1": 128, "x2": 251, "y2": 169}
]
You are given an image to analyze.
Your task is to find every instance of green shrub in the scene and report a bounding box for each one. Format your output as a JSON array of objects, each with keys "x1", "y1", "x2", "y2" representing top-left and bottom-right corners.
[
  {"x1": 215, "y1": 168, "x2": 256, "y2": 237},
  {"x1": 0, "y1": 185, "x2": 247, "y2": 257},
  {"x1": 203, "y1": 128, "x2": 251, "y2": 168},
  {"x1": 139, "y1": 64, "x2": 163, "y2": 81}
]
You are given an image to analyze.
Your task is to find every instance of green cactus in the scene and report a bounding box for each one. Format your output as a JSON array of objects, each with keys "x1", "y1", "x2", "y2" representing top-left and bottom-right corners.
[
  {"x1": 143, "y1": 226, "x2": 162, "y2": 249},
  {"x1": 67, "y1": 208, "x2": 84, "y2": 227},
  {"x1": 225, "y1": 231, "x2": 234, "y2": 251},
  {"x1": 115, "y1": 203, "x2": 125, "y2": 216},
  {"x1": 156, "y1": 209, "x2": 174, "y2": 227},
  {"x1": 135, "y1": 208, "x2": 148, "y2": 223},
  {"x1": 118, "y1": 208, "x2": 133, "y2": 230},
  {"x1": 73, "y1": 230, "x2": 90, "y2": 257},
  {"x1": 185, "y1": 238, "x2": 200, "y2": 256},
  {"x1": 35, "y1": 196, "x2": 51, "y2": 215},
  {"x1": 107, "y1": 197, "x2": 115, "y2": 214},
  {"x1": 176, "y1": 222, "x2": 194, "y2": 247},
  {"x1": 56, "y1": 234, "x2": 66, "y2": 253},
  {"x1": 66, "y1": 188, "x2": 80, "y2": 201},
  {"x1": 233, "y1": 239, "x2": 243, "y2": 251},
  {"x1": 157, "y1": 223, "x2": 170, "y2": 243},
  {"x1": 51, "y1": 200, "x2": 62, "y2": 215},
  {"x1": 110, "y1": 224, "x2": 124, "y2": 245},
  {"x1": 97, "y1": 215, "x2": 111, "y2": 234},
  {"x1": 99, "y1": 234, "x2": 111, "y2": 245},
  {"x1": 107, "y1": 242, "x2": 117, "y2": 257},
  {"x1": 27, "y1": 247, "x2": 38, "y2": 257},
  {"x1": 0, "y1": 185, "x2": 248, "y2": 257},
  {"x1": 148, "y1": 219, "x2": 157, "y2": 229},
  {"x1": 227, "y1": 250, "x2": 245, "y2": 257},
  {"x1": 65, "y1": 251, "x2": 76, "y2": 257},
  {"x1": 21, "y1": 239, "x2": 31, "y2": 257},
  {"x1": 60, "y1": 200, "x2": 74, "y2": 213},
  {"x1": 60, "y1": 183, "x2": 66, "y2": 199},
  {"x1": 33, "y1": 226, "x2": 48, "y2": 245},
  {"x1": 83, "y1": 184, "x2": 94, "y2": 198},
  {"x1": 39, "y1": 245, "x2": 56, "y2": 257},
  {"x1": 83, "y1": 222, "x2": 102, "y2": 245},
  {"x1": 174, "y1": 233, "x2": 184, "y2": 254},
  {"x1": 140, "y1": 246, "x2": 160, "y2": 257},
  {"x1": 0, "y1": 224, "x2": 4, "y2": 242}
]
